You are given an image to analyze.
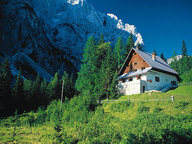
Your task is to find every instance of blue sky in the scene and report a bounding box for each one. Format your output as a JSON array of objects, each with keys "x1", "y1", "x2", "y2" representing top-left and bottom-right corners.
[{"x1": 88, "y1": 0, "x2": 192, "y2": 58}]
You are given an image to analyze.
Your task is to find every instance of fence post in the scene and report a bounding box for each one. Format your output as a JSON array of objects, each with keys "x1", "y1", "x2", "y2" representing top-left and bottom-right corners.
[
  {"x1": 171, "y1": 96, "x2": 174, "y2": 102},
  {"x1": 60, "y1": 80, "x2": 64, "y2": 112}
]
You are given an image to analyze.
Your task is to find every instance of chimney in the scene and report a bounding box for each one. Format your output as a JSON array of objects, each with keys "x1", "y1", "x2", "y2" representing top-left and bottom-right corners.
[
  {"x1": 136, "y1": 46, "x2": 139, "y2": 50},
  {"x1": 152, "y1": 52, "x2": 156, "y2": 60}
]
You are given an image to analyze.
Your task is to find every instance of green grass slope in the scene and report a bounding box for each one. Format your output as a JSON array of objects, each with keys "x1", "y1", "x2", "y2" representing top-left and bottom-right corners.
[
  {"x1": 104, "y1": 85, "x2": 192, "y2": 120},
  {"x1": 0, "y1": 85, "x2": 192, "y2": 144}
]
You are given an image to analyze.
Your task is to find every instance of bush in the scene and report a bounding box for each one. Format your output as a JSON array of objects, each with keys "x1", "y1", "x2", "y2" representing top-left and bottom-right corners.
[
  {"x1": 17, "y1": 112, "x2": 35, "y2": 126},
  {"x1": 153, "y1": 107, "x2": 163, "y2": 113},
  {"x1": 174, "y1": 101, "x2": 189, "y2": 108},
  {"x1": 110, "y1": 101, "x2": 132, "y2": 112},
  {"x1": 137, "y1": 105, "x2": 150, "y2": 113},
  {"x1": 53, "y1": 123, "x2": 63, "y2": 143},
  {"x1": 119, "y1": 113, "x2": 192, "y2": 144},
  {"x1": 34, "y1": 107, "x2": 47, "y2": 125},
  {"x1": 79, "y1": 112, "x2": 121, "y2": 143},
  {"x1": 45, "y1": 100, "x2": 62, "y2": 124},
  {"x1": 62, "y1": 96, "x2": 90, "y2": 123},
  {"x1": 1, "y1": 90, "x2": 192, "y2": 144}
]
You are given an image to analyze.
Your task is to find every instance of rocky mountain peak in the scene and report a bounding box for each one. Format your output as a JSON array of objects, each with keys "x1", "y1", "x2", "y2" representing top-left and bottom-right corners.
[
  {"x1": 67, "y1": 0, "x2": 85, "y2": 6},
  {"x1": 0, "y1": 0, "x2": 144, "y2": 81}
]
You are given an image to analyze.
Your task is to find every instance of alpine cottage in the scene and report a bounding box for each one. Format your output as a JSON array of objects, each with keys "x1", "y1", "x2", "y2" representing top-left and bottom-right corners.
[{"x1": 118, "y1": 47, "x2": 181, "y2": 95}]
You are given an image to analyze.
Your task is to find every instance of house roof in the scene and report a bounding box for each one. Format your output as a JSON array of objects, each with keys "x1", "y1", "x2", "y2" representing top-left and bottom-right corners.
[
  {"x1": 118, "y1": 48, "x2": 180, "y2": 80},
  {"x1": 133, "y1": 48, "x2": 178, "y2": 75},
  {"x1": 118, "y1": 67, "x2": 152, "y2": 79}
]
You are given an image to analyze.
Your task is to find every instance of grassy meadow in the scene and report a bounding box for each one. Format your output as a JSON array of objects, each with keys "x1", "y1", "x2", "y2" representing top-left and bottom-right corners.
[{"x1": 0, "y1": 85, "x2": 192, "y2": 144}]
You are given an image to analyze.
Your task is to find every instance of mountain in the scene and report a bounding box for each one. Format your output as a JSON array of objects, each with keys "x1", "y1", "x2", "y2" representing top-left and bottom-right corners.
[
  {"x1": 167, "y1": 55, "x2": 183, "y2": 64},
  {"x1": 0, "y1": 0, "x2": 143, "y2": 81}
]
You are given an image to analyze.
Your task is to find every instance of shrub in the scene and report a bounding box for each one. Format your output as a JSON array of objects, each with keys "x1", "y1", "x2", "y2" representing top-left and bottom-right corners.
[
  {"x1": 45, "y1": 100, "x2": 61, "y2": 124},
  {"x1": 119, "y1": 113, "x2": 192, "y2": 144},
  {"x1": 34, "y1": 107, "x2": 47, "y2": 125},
  {"x1": 153, "y1": 107, "x2": 163, "y2": 113},
  {"x1": 62, "y1": 95, "x2": 91, "y2": 124},
  {"x1": 94, "y1": 106, "x2": 105, "y2": 120},
  {"x1": 137, "y1": 105, "x2": 150, "y2": 113},
  {"x1": 110, "y1": 101, "x2": 132, "y2": 112},
  {"x1": 17, "y1": 112, "x2": 35, "y2": 126},
  {"x1": 174, "y1": 101, "x2": 189, "y2": 108},
  {"x1": 53, "y1": 123, "x2": 63, "y2": 143}
]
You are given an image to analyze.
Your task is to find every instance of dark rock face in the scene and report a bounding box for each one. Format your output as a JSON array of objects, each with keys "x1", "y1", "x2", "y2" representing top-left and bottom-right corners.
[
  {"x1": 0, "y1": 0, "x2": 78, "y2": 80},
  {"x1": 0, "y1": 0, "x2": 143, "y2": 80}
]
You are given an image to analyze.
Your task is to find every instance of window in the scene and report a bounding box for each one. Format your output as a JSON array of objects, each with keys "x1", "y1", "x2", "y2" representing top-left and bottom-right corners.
[
  {"x1": 171, "y1": 81, "x2": 176, "y2": 86},
  {"x1": 136, "y1": 75, "x2": 141, "y2": 80},
  {"x1": 143, "y1": 86, "x2": 145, "y2": 93},
  {"x1": 134, "y1": 62, "x2": 137, "y2": 65},
  {"x1": 134, "y1": 69, "x2": 137, "y2": 72},
  {"x1": 143, "y1": 60, "x2": 145, "y2": 62},
  {"x1": 155, "y1": 77, "x2": 160, "y2": 82},
  {"x1": 141, "y1": 67, "x2": 145, "y2": 70},
  {"x1": 129, "y1": 78, "x2": 133, "y2": 81}
]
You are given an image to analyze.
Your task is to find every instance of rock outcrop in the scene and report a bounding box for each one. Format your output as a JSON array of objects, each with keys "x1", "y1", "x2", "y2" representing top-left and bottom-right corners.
[{"x1": 0, "y1": 0, "x2": 143, "y2": 80}]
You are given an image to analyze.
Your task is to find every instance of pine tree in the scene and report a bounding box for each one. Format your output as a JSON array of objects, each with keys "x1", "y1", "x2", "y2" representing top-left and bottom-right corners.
[
  {"x1": 183, "y1": 56, "x2": 189, "y2": 71},
  {"x1": 76, "y1": 35, "x2": 119, "y2": 101},
  {"x1": 95, "y1": 43, "x2": 111, "y2": 99},
  {"x1": 47, "y1": 72, "x2": 61, "y2": 101},
  {"x1": 125, "y1": 33, "x2": 134, "y2": 57},
  {"x1": 97, "y1": 33, "x2": 105, "y2": 46},
  {"x1": 153, "y1": 49, "x2": 157, "y2": 55},
  {"x1": 0, "y1": 59, "x2": 13, "y2": 116},
  {"x1": 172, "y1": 51, "x2": 177, "y2": 62},
  {"x1": 92, "y1": 41, "x2": 108, "y2": 100},
  {"x1": 62, "y1": 72, "x2": 75, "y2": 99},
  {"x1": 76, "y1": 36, "x2": 97, "y2": 95},
  {"x1": 95, "y1": 42, "x2": 109, "y2": 68},
  {"x1": 160, "y1": 53, "x2": 166, "y2": 62},
  {"x1": 172, "y1": 51, "x2": 177, "y2": 57},
  {"x1": 96, "y1": 43, "x2": 118, "y2": 100},
  {"x1": 103, "y1": 44, "x2": 117, "y2": 99},
  {"x1": 114, "y1": 37, "x2": 124, "y2": 69},
  {"x1": 40, "y1": 80, "x2": 48, "y2": 106},
  {"x1": 23, "y1": 79, "x2": 33, "y2": 111},
  {"x1": 109, "y1": 71, "x2": 118, "y2": 99},
  {"x1": 182, "y1": 40, "x2": 187, "y2": 57},
  {"x1": 30, "y1": 74, "x2": 41, "y2": 110},
  {"x1": 188, "y1": 56, "x2": 192, "y2": 70},
  {"x1": 136, "y1": 43, "x2": 143, "y2": 51},
  {"x1": 12, "y1": 72, "x2": 24, "y2": 114}
]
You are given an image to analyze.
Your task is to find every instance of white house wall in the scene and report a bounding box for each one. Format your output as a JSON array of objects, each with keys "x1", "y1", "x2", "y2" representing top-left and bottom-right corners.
[
  {"x1": 146, "y1": 70, "x2": 178, "y2": 91},
  {"x1": 118, "y1": 80, "x2": 141, "y2": 95},
  {"x1": 118, "y1": 70, "x2": 178, "y2": 95},
  {"x1": 118, "y1": 79, "x2": 147, "y2": 95},
  {"x1": 141, "y1": 74, "x2": 147, "y2": 81}
]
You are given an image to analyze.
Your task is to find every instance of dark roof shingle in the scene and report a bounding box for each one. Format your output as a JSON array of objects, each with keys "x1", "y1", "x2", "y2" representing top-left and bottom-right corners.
[{"x1": 133, "y1": 48, "x2": 178, "y2": 75}]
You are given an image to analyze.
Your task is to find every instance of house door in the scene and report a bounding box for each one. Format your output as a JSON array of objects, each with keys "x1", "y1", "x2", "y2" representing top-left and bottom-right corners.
[{"x1": 143, "y1": 86, "x2": 145, "y2": 93}]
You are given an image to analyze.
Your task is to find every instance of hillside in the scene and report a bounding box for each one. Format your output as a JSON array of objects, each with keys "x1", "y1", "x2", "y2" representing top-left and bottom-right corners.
[
  {"x1": 0, "y1": 0, "x2": 143, "y2": 79},
  {"x1": 0, "y1": 85, "x2": 192, "y2": 143}
]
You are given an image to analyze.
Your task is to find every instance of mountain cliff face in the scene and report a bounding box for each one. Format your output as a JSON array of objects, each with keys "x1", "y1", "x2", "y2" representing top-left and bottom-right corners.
[
  {"x1": 0, "y1": 0, "x2": 143, "y2": 81},
  {"x1": 167, "y1": 55, "x2": 183, "y2": 64}
]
